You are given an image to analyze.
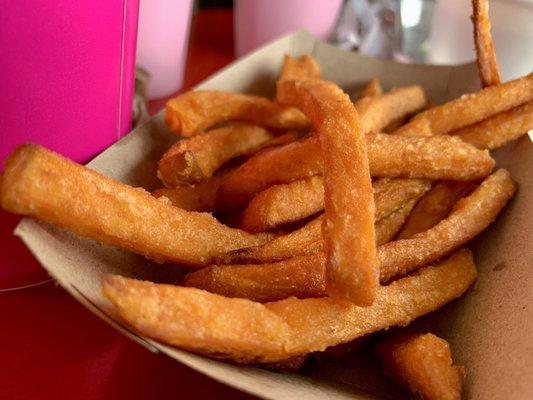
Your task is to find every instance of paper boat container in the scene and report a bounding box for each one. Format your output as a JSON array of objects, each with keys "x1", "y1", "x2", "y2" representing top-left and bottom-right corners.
[{"x1": 14, "y1": 31, "x2": 532, "y2": 399}]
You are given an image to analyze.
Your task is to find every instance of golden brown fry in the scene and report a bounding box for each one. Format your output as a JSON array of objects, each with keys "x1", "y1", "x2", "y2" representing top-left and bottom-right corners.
[
  {"x1": 105, "y1": 249, "x2": 477, "y2": 363},
  {"x1": 277, "y1": 79, "x2": 378, "y2": 304},
  {"x1": 359, "y1": 78, "x2": 383, "y2": 98},
  {"x1": 0, "y1": 145, "x2": 271, "y2": 267},
  {"x1": 375, "y1": 198, "x2": 418, "y2": 245},
  {"x1": 277, "y1": 54, "x2": 321, "y2": 83},
  {"x1": 217, "y1": 134, "x2": 494, "y2": 210},
  {"x1": 375, "y1": 332, "x2": 465, "y2": 400},
  {"x1": 165, "y1": 91, "x2": 310, "y2": 137},
  {"x1": 354, "y1": 86, "x2": 427, "y2": 134},
  {"x1": 394, "y1": 73, "x2": 533, "y2": 136},
  {"x1": 471, "y1": 0, "x2": 501, "y2": 87},
  {"x1": 153, "y1": 169, "x2": 235, "y2": 212},
  {"x1": 397, "y1": 181, "x2": 476, "y2": 239},
  {"x1": 454, "y1": 102, "x2": 533, "y2": 150},
  {"x1": 193, "y1": 170, "x2": 514, "y2": 300},
  {"x1": 157, "y1": 124, "x2": 272, "y2": 187},
  {"x1": 241, "y1": 177, "x2": 430, "y2": 233}
]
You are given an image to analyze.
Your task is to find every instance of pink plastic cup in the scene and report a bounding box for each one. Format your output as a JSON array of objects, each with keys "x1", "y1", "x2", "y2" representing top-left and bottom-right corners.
[
  {"x1": 0, "y1": 0, "x2": 139, "y2": 167},
  {"x1": 235, "y1": 0, "x2": 343, "y2": 56}
]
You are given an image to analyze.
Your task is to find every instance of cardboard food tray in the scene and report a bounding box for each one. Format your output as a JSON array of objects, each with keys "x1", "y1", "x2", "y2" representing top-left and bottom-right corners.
[{"x1": 14, "y1": 31, "x2": 532, "y2": 399}]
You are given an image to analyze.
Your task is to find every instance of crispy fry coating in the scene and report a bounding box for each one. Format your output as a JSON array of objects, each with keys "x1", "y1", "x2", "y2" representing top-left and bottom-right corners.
[
  {"x1": 375, "y1": 332, "x2": 465, "y2": 400},
  {"x1": 241, "y1": 177, "x2": 430, "y2": 233},
  {"x1": 397, "y1": 181, "x2": 476, "y2": 239},
  {"x1": 454, "y1": 102, "x2": 533, "y2": 150},
  {"x1": 217, "y1": 135, "x2": 493, "y2": 211},
  {"x1": 157, "y1": 124, "x2": 272, "y2": 186},
  {"x1": 375, "y1": 198, "x2": 419, "y2": 245},
  {"x1": 394, "y1": 73, "x2": 533, "y2": 136},
  {"x1": 105, "y1": 249, "x2": 477, "y2": 363},
  {"x1": 471, "y1": 0, "x2": 500, "y2": 87},
  {"x1": 359, "y1": 78, "x2": 383, "y2": 98},
  {"x1": 277, "y1": 79, "x2": 378, "y2": 304},
  {"x1": 165, "y1": 91, "x2": 310, "y2": 137},
  {"x1": 153, "y1": 169, "x2": 234, "y2": 212},
  {"x1": 277, "y1": 54, "x2": 321, "y2": 83},
  {"x1": 354, "y1": 86, "x2": 427, "y2": 134},
  {"x1": 0, "y1": 145, "x2": 271, "y2": 266}
]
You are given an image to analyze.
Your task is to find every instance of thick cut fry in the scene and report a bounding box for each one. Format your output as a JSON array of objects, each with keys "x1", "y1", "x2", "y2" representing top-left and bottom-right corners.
[
  {"x1": 277, "y1": 54, "x2": 321, "y2": 83},
  {"x1": 217, "y1": 135, "x2": 494, "y2": 210},
  {"x1": 105, "y1": 249, "x2": 477, "y2": 363},
  {"x1": 194, "y1": 170, "x2": 514, "y2": 300},
  {"x1": 0, "y1": 145, "x2": 271, "y2": 267},
  {"x1": 241, "y1": 177, "x2": 430, "y2": 233},
  {"x1": 157, "y1": 124, "x2": 272, "y2": 187},
  {"x1": 394, "y1": 73, "x2": 533, "y2": 136},
  {"x1": 152, "y1": 169, "x2": 234, "y2": 212},
  {"x1": 454, "y1": 102, "x2": 533, "y2": 150},
  {"x1": 472, "y1": 0, "x2": 500, "y2": 87},
  {"x1": 165, "y1": 91, "x2": 310, "y2": 137},
  {"x1": 359, "y1": 78, "x2": 383, "y2": 98},
  {"x1": 277, "y1": 79, "x2": 378, "y2": 304},
  {"x1": 375, "y1": 332, "x2": 465, "y2": 400},
  {"x1": 397, "y1": 181, "x2": 476, "y2": 239},
  {"x1": 354, "y1": 86, "x2": 427, "y2": 134},
  {"x1": 375, "y1": 198, "x2": 418, "y2": 245}
]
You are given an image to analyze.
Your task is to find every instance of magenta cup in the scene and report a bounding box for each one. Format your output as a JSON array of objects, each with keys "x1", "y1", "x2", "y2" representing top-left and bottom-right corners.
[
  {"x1": 0, "y1": 0, "x2": 139, "y2": 290},
  {"x1": 235, "y1": 0, "x2": 343, "y2": 56}
]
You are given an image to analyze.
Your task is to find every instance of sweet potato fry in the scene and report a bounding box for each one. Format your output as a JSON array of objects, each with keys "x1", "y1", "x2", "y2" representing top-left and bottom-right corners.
[
  {"x1": 277, "y1": 79, "x2": 378, "y2": 304},
  {"x1": 104, "y1": 249, "x2": 477, "y2": 363},
  {"x1": 375, "y1": 198, "x2": 418, "y2": 245},
  {"x1": 375, "y1": 332, "x2": 465, "y2": 400},
  {"x1": 241, "y1": 177, "x2": 430, "y2": 233},
  {"x1": 153, "y1": 169, "x2": 234, "y2": 212},
  {"x1": 471, "y1": 0, "x2": 500, "y2": 87},
  {"x1": 394, "y1": 73, "x2": 533, "y2": 136},
  {"x1": 165, "y1": 91, "x2": 310, "y2": 137},
  {"x1": 277, "y1": 54, "x2": 321, "y2": 83},
  {"x1": 454, "y1": 102, "x2": 533, "y2": 150},
  {"x1": 217, "y1": 134, "x2": 494, "y2": 210},
  {"x1": 354, "y1": 85, "x2": 427, "y2": 134},
  {"x1": 157, "y1": 124, "x2": 273, "y2": 186},
  {"x1": 359, "y1": 78, "x2": 383, "y2": 98},
  {"x1": 0, "y1": 145, "x2": 271, "y2": 267},
  {"x1": 397, "y1": 181, "x2": 476, "y2": 239}
]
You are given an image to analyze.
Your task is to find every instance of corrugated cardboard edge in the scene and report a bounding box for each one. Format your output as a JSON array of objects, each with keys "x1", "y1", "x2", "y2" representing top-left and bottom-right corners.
[{"x1": 13, "y1": 31, "x2": 533, "y2": 400}]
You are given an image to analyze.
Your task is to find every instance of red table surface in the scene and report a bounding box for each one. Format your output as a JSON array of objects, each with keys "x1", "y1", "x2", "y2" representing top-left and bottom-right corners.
[{"x1": 0, "y1": 10, "x2": 256, "y2": 400}]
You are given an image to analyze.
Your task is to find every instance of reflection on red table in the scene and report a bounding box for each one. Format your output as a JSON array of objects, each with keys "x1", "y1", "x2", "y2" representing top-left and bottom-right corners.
[{"x1": 0, "y1": 10, "x2": 256, "y2": 400}]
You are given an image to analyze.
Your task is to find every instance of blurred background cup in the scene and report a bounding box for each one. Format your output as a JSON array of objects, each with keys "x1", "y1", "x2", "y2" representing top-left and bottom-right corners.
[
  {"x1": 428, "y1": 0, "x2": 533, "y2": 80},
  {"x1": 0, "y1": 0, "x2": 139, "y2": 167},
  {"x1": 234, "y1": 0, "x2": 343, "y2": 57},
  {"x1": 136, "y1": 0, "x2": 194, "y2": 99}
]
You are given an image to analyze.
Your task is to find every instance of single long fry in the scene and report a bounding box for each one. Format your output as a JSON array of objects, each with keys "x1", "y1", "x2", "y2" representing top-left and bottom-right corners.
[
  {"x1": 153, "y1": 169, "x2": 234, "y2": 212},
  {"x1": 394, "y1": 73, "x2": 533, "y2": 136},
  {"x1": 375, "y1": 198, "x2": 419, "y2": 245},
  {"x1": 359, "y1": 78, "x2": 383, "y2": 98},
  {"x1": 397, "y1": 181, "x2": 476, "y2": 239},
  {"x1": 472, "y1": 0, "x2": 500, "y2": 87},
  {"x1": 277, "y1": 54, "x2": 321, "y2": 83},
  {"x1": 354, "y1": 86, "x2": 427, "y2": 134},
  {"x1": 0, "y1": 145, "x2": 271, "y2": 267},
  {"x1": 454, "y1": 102, "x2": 533, "y2": 150},
  {"x1": 192, "y1": 170, "x2": 514, "y2": 300},
  {"x1": 157, "y1": 124, "x2": 272, "y2": 187},
  {"x1": 375, "y1": 332, "x2": 465, "y2": 400},
  {"x1": 277, "y1": 79, "x2": 378, "y2": 304},
  {"x1": 217, "y1": 134, "x2": 494, "y2": 210},
  {"x1": 165, "y1": 91, "x2": 310, "y2": 137},
  {"x1": 105, "y1": 249, "x2": 477, "y2": 363},
  {"x1": 241, "y1": 177, "x2": 430, "y2": 233}
]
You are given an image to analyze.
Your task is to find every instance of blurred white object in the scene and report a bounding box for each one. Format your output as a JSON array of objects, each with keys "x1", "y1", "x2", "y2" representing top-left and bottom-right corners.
[
  {"x1": 428, "y1": 0, "x2": 533, "y2": 80},
  {"x1": 136, "y1": 0, "x2": 193, "y2": 99}
]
